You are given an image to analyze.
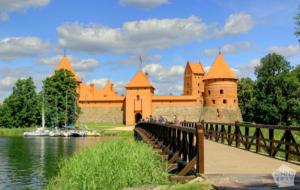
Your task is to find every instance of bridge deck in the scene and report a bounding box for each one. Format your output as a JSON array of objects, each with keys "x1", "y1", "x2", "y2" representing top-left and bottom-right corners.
[
  {"x1": 205, "y1": 140, "x2": 300, "y2": 174},
  {"x1": 205, "y1": 140, "x2": 300, "y2": 189}
]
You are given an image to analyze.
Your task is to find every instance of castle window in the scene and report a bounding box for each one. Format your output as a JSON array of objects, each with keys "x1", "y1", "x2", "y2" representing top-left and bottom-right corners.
[
  {"x1": 234, "y1": 99, "x2": 236, "y2": 103},
  {"x1": 223, "y1": 99, "x2": 227, "y2": 104},
  {"x1": 220, "y1": 89, "x2": 223, "y2": 94},
  {"x1": 198, "y1": 83, "x2": 200, "y2": 87},
  {"x1": 212, "y1": 100, "x2": 215, "y2": 104},
  {"x1": 136, "y1": 95, "x2": 140, "y2": 101},
  {"x1": 208, "y1": 90, "x2": 211, "y2": 95},
  {"x1": 198, "y1": 90, "x2": 200, "y2": 94}
]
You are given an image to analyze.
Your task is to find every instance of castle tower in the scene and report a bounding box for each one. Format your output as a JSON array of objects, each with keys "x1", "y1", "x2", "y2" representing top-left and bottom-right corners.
[
  {"x1": 55, "y1": 56, "x2": 81, "y2": 83},
  {"x1": 125, "y1": 71, "x2": 154, "y2": 125},
  {"x1": 203, "y1": 53, "x2": 238, "y2": 109},
  {"x1": 183, "y1": 61, "x2": 205, "y2": 102}
]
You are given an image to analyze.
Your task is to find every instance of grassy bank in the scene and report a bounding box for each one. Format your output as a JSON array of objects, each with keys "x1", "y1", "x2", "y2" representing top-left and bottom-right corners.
[
  {"x1": 82, "y1": 123, "x2": 124, "y2": 131},
  {"x1": 0, "y1": 127, "x2": 36, "y2": 136},
  {"x1": 47, "y1": 140, "x2": 169, "y2": 190}
]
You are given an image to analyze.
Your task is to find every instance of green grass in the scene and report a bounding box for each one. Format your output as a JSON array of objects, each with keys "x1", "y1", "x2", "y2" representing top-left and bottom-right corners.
[
  {"x1": 46, "y1": 140, "x2": 169, "y2": 190},
  {"x1": 79, "y1": 123, "x2": 125, "y2": 131},
  {"x1": 0, "y1": 127, "x2": 36, "y2": 136}
]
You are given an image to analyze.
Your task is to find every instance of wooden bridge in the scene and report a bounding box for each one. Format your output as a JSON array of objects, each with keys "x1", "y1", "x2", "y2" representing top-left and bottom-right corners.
[{"x1": 135, "y1": 121, "x2": 300, "y2": 189}]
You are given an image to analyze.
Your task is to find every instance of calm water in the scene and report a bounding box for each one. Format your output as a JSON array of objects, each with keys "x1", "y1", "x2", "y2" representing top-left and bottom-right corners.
[{"x1": 0, "y1": 136, "x2": 113, "y2": 190}]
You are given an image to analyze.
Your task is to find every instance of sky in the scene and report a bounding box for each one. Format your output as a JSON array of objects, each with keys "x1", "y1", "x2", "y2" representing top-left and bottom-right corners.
[{"x1": 0, "y1": 0, "x2": 300, "y2": 101}]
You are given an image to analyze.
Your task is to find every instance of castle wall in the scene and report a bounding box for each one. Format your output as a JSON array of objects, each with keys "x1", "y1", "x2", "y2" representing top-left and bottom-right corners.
[
  {"x1": 204, "y1": 79, "x2": 238, "y2": 109},
  {"x1": 152, "y1": 95, "x2": 201, "y2": 121},
  {"x1": 78, "y1": 101, "x2": 124, "y2": 124},
  {"x1": 78, "y1": 107, "x2": 124, "y2": 124},
  {"x1": 200, "y1": 106, "x2": 242, "y2": 123},
  {"x1": 153, "y1": 105, "x2": 202, "y2": 122}
]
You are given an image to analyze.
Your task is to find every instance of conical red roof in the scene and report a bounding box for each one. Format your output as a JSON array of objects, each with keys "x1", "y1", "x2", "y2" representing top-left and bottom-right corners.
[
  {"x1": 126, "y1": 71, "x2": 154, "y2": 88},
  {"x1": 55, "y1": 56, "x2": 80, "y2": 82},
  {"x1": 204, "y1": 53, "x2": 237, "y2": 80}
]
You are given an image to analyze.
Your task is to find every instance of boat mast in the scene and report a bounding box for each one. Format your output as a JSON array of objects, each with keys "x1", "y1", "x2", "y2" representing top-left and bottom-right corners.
[
  {"x1": 64, "y1": 92, "x2": 68, "y2": 127},
  {"x1": 42, "y1": 90, "x2": 45, "y2": 129},
  {"x1": 55, "y1": 96, "x2": 58, "y2": 127}
]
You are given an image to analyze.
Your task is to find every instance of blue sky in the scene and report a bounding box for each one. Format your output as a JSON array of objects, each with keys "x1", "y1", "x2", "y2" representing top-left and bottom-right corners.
[{"x1": 0, "y1": 0, "x2": 300, "y2": 101}]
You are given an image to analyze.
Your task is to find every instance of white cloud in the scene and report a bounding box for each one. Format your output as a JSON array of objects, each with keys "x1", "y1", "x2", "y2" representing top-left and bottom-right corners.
[
  {"x1": 88, "y1": 78, "x2": 110, "y2": 88},
  {"x1": 233, "y1": 58, "x2": 260, "y2": 79},
  {"x1": 119, "y1": 0, "x2": 169, "y2": 9},
  {"x1": 57, "y1": 16, "x2": 208, "y2": 54},
  {"x1": 222, "y1": 12, "x2": 255, "y2": 35},
  {"x1": 0, "y1": 37, "x2": 49, "y2": 61},
  {"x1": 87, "y1": 78, "x2": 126, "y2": 95},
  {"x1": 0, "y1": 76, "x2": 18, "y2": 88},
  {"x1": 0, "y1": 0, "x2": 50, "y2": 21},
  {"x1": 203, "y1": 41, "x2": 253, "y2": 56},
  {"x1": 57, "y1": 13, "x2": 254, "y2": 54},
  {"x1": 37, "y1": 55, "x2": 100, "y2": 72},
  {"x1": 0, "y1": 66, "x2": 46, "y2": 102},
  {"x1": 142, "y1": 63, "x2": 184, "y2": 83},
  {"x1": 269, "y1": 45, "x2": 300, "y2": 58}
]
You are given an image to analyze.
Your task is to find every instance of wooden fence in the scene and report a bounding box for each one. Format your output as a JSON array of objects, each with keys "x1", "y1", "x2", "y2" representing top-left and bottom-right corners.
[
  {"x1": 135, "y1": 122, "x2": 204, "y2": 179},
  {"x1": 199, "y1": 121, "x2": 300, "y2": 163}
]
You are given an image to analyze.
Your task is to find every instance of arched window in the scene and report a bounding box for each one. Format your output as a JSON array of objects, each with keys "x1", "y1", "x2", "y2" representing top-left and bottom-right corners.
[
  {"x1": 208, "y1": 90, "x2": 211, "y2": 95},
  {"x1": 220, "y1": 89, "x2": 224, "y2": 94},
  {"x1": 212, "y1": 100, "x2": 215, "y2": 104},
  {"x1": 223, "y1": 99, "x2": 227, "y2": 104},
  {"x1": 136, "y1": 95, "x2": 140, "y2": 101}
]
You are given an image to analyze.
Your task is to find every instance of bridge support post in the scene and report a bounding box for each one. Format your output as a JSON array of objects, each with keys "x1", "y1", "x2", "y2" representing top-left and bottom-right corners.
[{"x1": 196, "y1": 123, "x2": 204, "y2": 174}]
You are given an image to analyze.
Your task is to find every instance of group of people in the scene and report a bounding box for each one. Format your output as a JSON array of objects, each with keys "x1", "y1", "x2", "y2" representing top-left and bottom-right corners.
[{"x1": 138, "y1": 115, "x2": 180, "y2": 125}]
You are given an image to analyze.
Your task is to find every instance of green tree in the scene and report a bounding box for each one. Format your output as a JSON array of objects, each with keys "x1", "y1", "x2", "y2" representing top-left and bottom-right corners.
[
  {"x1": 238, "y1": 78, "x2": 255, "y2": 122},
  {"x1": 43, "y1": 69, "x2": 80, "y2": 127},
  {"x1": 295, "y1": 5, "x2": 300, "y2": 41},
  {"x1": 0, "y1": 78, "x2": 40, "y2": 128},
  {"x1": 253, "y1": 53, "x2": 293, "y2": 125},
  {"x1": 288, "y1": 65, "x2": 300, "y2": 124}
]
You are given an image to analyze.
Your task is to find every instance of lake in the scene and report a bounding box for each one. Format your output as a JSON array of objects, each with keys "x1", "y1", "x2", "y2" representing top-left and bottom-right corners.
[{"x1": 0, "y1": 136, "x2": 116, "y2": 190}]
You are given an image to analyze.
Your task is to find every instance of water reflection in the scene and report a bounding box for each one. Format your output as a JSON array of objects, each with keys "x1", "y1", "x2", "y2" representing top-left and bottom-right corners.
[{"x1": 0, "y1": 136, "x2": 114, "y2": 190}]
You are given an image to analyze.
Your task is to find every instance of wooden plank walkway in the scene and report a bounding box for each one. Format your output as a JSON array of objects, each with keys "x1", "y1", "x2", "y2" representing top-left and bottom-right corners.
[{"x1": 204, "y1": 140, "x2": 300, "y2": 189}]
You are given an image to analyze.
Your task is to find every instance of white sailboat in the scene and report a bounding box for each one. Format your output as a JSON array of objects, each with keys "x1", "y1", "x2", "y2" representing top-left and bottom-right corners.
[{"x1": 24, "y1": 91, "x2": 49, "y2": 136}]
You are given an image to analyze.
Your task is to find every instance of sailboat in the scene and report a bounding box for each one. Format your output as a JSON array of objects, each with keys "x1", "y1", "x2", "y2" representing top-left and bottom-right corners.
[{"x1": 24, "y1": 91, "x2": 50, "y2": 136}]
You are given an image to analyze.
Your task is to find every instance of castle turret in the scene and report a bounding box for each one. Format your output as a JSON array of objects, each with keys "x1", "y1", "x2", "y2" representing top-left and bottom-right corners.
[
  {"x1": 203, "y1": 53, "x2": 238, "y2": 109},
  {"x1": 125, "y1": 71, "x2": 154, "y2": 125},
  {"x1": 55, "y1": 56, "x2": 81, "y2": 83},
  {"x1": 183, "y1": 61, "x2": 205, "y2": 102}
]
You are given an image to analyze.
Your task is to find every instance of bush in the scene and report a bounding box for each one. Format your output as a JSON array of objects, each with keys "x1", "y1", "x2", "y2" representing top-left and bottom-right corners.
[{"x1": 47, "y1": 140, "x2": 169, "y2": 190}]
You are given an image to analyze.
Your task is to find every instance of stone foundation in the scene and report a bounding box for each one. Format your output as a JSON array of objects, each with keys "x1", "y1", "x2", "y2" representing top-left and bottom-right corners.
[
  {"x1": 200, "y1": 106, "x2": 243, "y2": 123},
  {"x1": 78, "y1": 107, "x2": 123, "y2": 124},
  {"x1": 153, "y1": 105, "x2": 202, "y2": 122}
]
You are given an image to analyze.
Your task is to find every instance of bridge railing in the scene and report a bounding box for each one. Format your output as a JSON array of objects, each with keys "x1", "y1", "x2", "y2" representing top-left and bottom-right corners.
[
  {"x1": 135, "y1": 122, "x2": 204, "y2": 176},
  {"x1": 181, "y1": 121, "x2": 300, "y2": 163}
]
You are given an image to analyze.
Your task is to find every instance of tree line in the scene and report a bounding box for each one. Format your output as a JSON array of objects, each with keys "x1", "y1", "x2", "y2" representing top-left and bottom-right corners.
[
  {"x1": 0, "y1": 70, "x2": 80, "y2": 128},
  {"x1": 238, "y1": 53, "x2": 300, "y2": 125}
]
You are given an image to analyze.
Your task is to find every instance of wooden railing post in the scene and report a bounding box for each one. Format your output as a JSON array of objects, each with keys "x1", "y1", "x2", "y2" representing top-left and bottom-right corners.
[{"x1": 196, "y1": 123, "x2": 204, "y2": 174}]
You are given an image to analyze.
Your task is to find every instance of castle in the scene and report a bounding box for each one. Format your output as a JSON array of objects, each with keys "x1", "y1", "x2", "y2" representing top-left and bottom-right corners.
[{"x1": 55, "y1": 53, "x2": 242, "y2": 125}]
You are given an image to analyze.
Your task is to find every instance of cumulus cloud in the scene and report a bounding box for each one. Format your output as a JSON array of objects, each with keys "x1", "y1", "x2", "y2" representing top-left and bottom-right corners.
[
  {"x1": 0, "y1": 37, "x2": 49, "y2": 61},
  {"x1": 269, "y1": 44, "x2": 300, "y2": 58},
  {"x1": 218, "y1": 12, "x2": 255, "y2": 36},
  {"x1": 142, "y1": 63, "x2": 184, "y2": 83},
  {"x1": 88, "y1": 78, "x2": 110, "y2": 88},
  {"x1": 57, "y1": 16, "x2": 208, "y2": 54},
  {"x1": 203, "y1": 41, "x2": 253, "y2": 56},
  {"x1": 57, "y1": 13, "x2": 254, "y2": 54},
  {"x1": 37, "y1": 55, "x2": 100, "y2": 72},
  {"x1": 233, "y1": 58, "x2": 260, "y2": 79},
  {"x1": 0, "y1": 66, "x2": 46, "y2": 102},
  {"x1": 0, "y1": 0, "x2": 50, "y2": 21},
  {"x1": 119, "y1": 0, "x2": 169, "y2": 9}
]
